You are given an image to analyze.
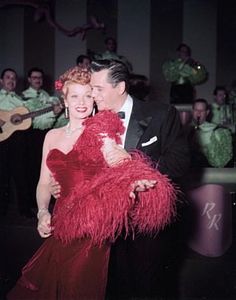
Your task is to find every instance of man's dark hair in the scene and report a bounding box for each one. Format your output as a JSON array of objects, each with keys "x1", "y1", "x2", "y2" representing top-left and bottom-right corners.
[
  {"x1": 27, "y1": 67, "x2": 44, "y2": 78},
  {"x1": 91, "y1": 59, "x2": 130, "y2": 91},
  {"x1": 1, "y1": 68, "x2": 17, "y2": 79},
  {"x1": 192, "y1": 98, "x2": 209, "y2": 110},
  {"x1": 76, "y1": 55, "x2": 91, "y2": 65},
  {"x1": 213, "y1": 85, "x2": 227, "y2": 96},
  {"x1": 104, "y1": 37, "x2": 116, "y2": 45}
]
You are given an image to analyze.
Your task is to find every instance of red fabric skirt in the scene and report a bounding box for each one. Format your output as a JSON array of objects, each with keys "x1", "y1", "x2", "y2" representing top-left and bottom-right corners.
[{"x1": 7, "y1": 236, "x2": 110, "y2": 300}]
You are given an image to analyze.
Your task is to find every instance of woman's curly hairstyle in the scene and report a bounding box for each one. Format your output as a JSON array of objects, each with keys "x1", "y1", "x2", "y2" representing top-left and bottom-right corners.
[{"x1": 55, "y1": 66, "x2": 91, "y2": 94}]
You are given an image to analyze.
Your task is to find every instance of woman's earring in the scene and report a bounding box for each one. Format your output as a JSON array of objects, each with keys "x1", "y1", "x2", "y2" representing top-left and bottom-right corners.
[{"x1": 65, "y1": 106, "x2": 69, "y2": 119}]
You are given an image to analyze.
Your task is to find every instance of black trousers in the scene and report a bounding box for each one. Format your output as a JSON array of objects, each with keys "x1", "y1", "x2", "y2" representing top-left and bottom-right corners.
[{"x1": 106, "y1": 219, "x2": 187, "y2": 300}]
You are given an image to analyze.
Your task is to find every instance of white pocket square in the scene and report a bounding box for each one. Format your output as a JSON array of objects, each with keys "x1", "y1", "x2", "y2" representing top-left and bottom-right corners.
[{"x1": 141, "y1": 136, "x2": 158, "y2": 147}]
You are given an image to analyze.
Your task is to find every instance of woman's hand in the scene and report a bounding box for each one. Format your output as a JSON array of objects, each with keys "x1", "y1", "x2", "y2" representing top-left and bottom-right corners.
[
  {"x1": 37, "y1": 209, "x2": 53, "y2": 238},
  {"x1": 129, "y1": 179, "x2": 157, "y2": 199},
  {"x1": 49, "y1": 174, "x2": 61, "y2": 199},
  {"x1": 102, "y1": 137, "x2": 131, "y2": 167}
]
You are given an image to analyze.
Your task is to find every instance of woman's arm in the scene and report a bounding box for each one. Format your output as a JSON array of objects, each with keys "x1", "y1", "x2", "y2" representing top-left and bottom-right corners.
[{"x1": 36, "y1": 132, "x2": 53, "y2": 238}]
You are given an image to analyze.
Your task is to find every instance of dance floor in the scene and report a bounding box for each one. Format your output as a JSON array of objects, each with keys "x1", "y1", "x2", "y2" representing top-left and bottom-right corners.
[{"x1": 0, "y1": 202, "x2": 236, "y2": 300}]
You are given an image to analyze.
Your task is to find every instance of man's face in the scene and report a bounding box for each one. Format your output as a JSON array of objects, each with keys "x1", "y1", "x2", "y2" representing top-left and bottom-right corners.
[
  {"x1": 28, "y1": 71, "x2": 43, "y2": 90},
  {"x1": 192, "y1": 102, "x2": 209, "y2": 124},
  {"x1": 90, "y1": 69, "x2": 122, "y2": 112},
  {"x1": 215, "y1": 90, "x2": 226, "y2": 105},
  {"x1": 178, "y1": 46, "x2": 190, "y2": 61},
  {"x1": 1, "y1": 70, "x2": 17, "y2": 92},
  {"x1": 106, "y1": 39, "x2": 116, "y2": 52}
]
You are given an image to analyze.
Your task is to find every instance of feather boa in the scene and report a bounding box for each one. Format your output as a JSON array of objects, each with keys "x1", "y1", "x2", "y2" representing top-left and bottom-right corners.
[{"x1": 52, "y1": 111, "x2": 177, "y2": 246}]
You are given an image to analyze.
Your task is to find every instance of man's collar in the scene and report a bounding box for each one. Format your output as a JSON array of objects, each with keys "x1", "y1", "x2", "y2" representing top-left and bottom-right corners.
[
  {"x1": 0, "y1": 89, "x2": 16, "y2": 96},
  {"x1": 199, "y1": 121, "x2": 217, "y2": 131},
  {"x1": 119, "y1": 94, "x2": 133, "y2": 114},
  {"x1": 212, "y1": 102, "x2": 225, "y2": 109},
  {"x1": 0, "y1": 89, "x2": 7, "y2": 95},
  {"x1": 28, "y1": 86, "x2": 41, "y2": 94}
]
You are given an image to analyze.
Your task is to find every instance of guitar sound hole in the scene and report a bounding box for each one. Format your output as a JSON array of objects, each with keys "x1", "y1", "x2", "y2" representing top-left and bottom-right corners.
[{"x1": 11, "y1": 114, "x2": 23, "y2": 125}]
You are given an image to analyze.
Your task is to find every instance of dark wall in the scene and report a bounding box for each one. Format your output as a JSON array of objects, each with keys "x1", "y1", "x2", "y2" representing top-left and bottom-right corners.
[
  {"x1": 87, "y1": 0, "x2": 117, "y2": 57},
  {"x1": 150, "y1": 0, "x2": 183, "y2": 102},
  {"x1": 24, "y1": 6, "x2": 55, "y2": 93},
  {"x1": 217, "y1": 0, "x2": 236, "y2": 90}
]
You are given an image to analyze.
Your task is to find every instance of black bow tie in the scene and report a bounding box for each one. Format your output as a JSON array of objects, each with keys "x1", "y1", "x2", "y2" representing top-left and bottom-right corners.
[{"x1": 117, "y1": 111, "x2": 125, "y2": 119}]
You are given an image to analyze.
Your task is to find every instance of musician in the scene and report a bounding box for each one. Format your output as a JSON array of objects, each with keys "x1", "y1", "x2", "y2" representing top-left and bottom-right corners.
[
  {"x1": 94, "y1": 37, "x2": 133, "y2": 72},
  {"x1": 185, "y1": 99, "x2": 233, "y2": 168},
  {"x1": 210, "y1": 86, "x2": 232, "y2": 125},
  {"x1": 22, "y1": 67, "x2": 61, "y2": 130},
  {"x1": 0, "y1": 68, "x2": 32, "y2": 217},
  {"x1": 162, "y1": 43, "x2": 207, "y2": 104},
  {"x1": 22, "y1": 67, "x2": 63, "y2": 208}
]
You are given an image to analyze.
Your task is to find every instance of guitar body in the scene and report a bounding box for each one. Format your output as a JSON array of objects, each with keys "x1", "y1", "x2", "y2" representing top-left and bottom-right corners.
[{"x1": 0, "y1": 107, "x2": 32, "y2": 142}]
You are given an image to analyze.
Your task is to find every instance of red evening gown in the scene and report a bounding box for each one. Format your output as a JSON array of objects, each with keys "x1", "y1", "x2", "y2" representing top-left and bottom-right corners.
[{"x1": 8, "y1": 147, "x2": 110, "y2": 300}]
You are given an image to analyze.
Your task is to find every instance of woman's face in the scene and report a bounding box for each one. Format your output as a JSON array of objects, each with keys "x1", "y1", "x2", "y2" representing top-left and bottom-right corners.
[{"x1": 64, "y1": 83, "x2": 93, "y2": 119}]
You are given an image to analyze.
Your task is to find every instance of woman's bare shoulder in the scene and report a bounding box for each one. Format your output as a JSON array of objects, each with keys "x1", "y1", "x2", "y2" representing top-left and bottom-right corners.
[
  {"x1": 46, "y1": 127, "x2": 65, "y2": 137},
  {"x1": 44, "y1": 127, "x2": 65, "y2": 145}
]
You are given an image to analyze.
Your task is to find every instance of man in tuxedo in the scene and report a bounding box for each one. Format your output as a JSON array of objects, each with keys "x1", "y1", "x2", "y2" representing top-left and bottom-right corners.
[{"x1": 90, "y1": 59, "x2": 190, "y2": 299}]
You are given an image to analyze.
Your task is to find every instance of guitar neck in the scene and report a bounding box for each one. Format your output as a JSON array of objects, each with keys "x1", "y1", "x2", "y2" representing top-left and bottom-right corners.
[{"x1": 22, "y1": 105, "x2": 54, "y2": 120}]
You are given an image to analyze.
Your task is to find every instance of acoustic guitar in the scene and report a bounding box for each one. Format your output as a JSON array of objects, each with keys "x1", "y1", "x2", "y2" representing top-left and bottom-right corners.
[{"x1": 0, "y1": 103, "x2": 63, "y2": 142}]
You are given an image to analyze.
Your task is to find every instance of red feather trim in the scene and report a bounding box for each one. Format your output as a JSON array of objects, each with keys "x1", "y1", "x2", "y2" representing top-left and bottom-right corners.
[{"x1": 52, "y1": 111, "x2": 178, "y2": 246}]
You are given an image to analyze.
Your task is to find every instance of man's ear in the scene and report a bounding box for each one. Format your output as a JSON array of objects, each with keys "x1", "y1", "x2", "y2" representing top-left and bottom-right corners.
[
  {"x1": 28, "y1": 77, "x2": 31, "y2": 84},
  {"x1": 206, "y1": 109, "x2": 210, "y2": 116},
  {"x1": 117, "y1": 81, "x2": 126, "y2": 95}
]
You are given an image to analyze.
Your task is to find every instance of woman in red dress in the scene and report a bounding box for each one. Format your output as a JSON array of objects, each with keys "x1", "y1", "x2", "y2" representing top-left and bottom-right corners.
[{"x1": 8, "y1": 66, "x2": 176, "y2": 300}]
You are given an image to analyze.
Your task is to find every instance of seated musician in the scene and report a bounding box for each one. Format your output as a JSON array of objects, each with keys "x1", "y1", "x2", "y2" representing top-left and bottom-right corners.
[{"x1": 185, "y1": 99, "x2": 233, "y2": 168}]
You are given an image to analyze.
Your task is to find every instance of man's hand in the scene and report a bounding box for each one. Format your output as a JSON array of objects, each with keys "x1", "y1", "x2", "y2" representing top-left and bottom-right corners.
[
  {"x1": 102, "y1": 137, "x2": 131, "y2": 167},
  {"x1": 49, "y1": 175, "x2": 61, "y2": 199},
  {"x1": 129, "y1": 179, "x2": 157, "y2": 199}
]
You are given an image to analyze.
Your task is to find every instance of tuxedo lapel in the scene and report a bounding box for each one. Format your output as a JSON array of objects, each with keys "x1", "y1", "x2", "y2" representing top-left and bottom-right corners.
[
  {"x1": 124, "y1": 118, "x2": 143, "y2": 150},
  {"x1": 124, "y1": 99, "x2": 152, "y2": 150}
]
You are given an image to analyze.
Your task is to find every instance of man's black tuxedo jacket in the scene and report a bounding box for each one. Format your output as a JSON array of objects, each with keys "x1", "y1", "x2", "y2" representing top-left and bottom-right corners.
[{"x1": 124, "y1": 98, "x2": 190, "y2": 181}]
